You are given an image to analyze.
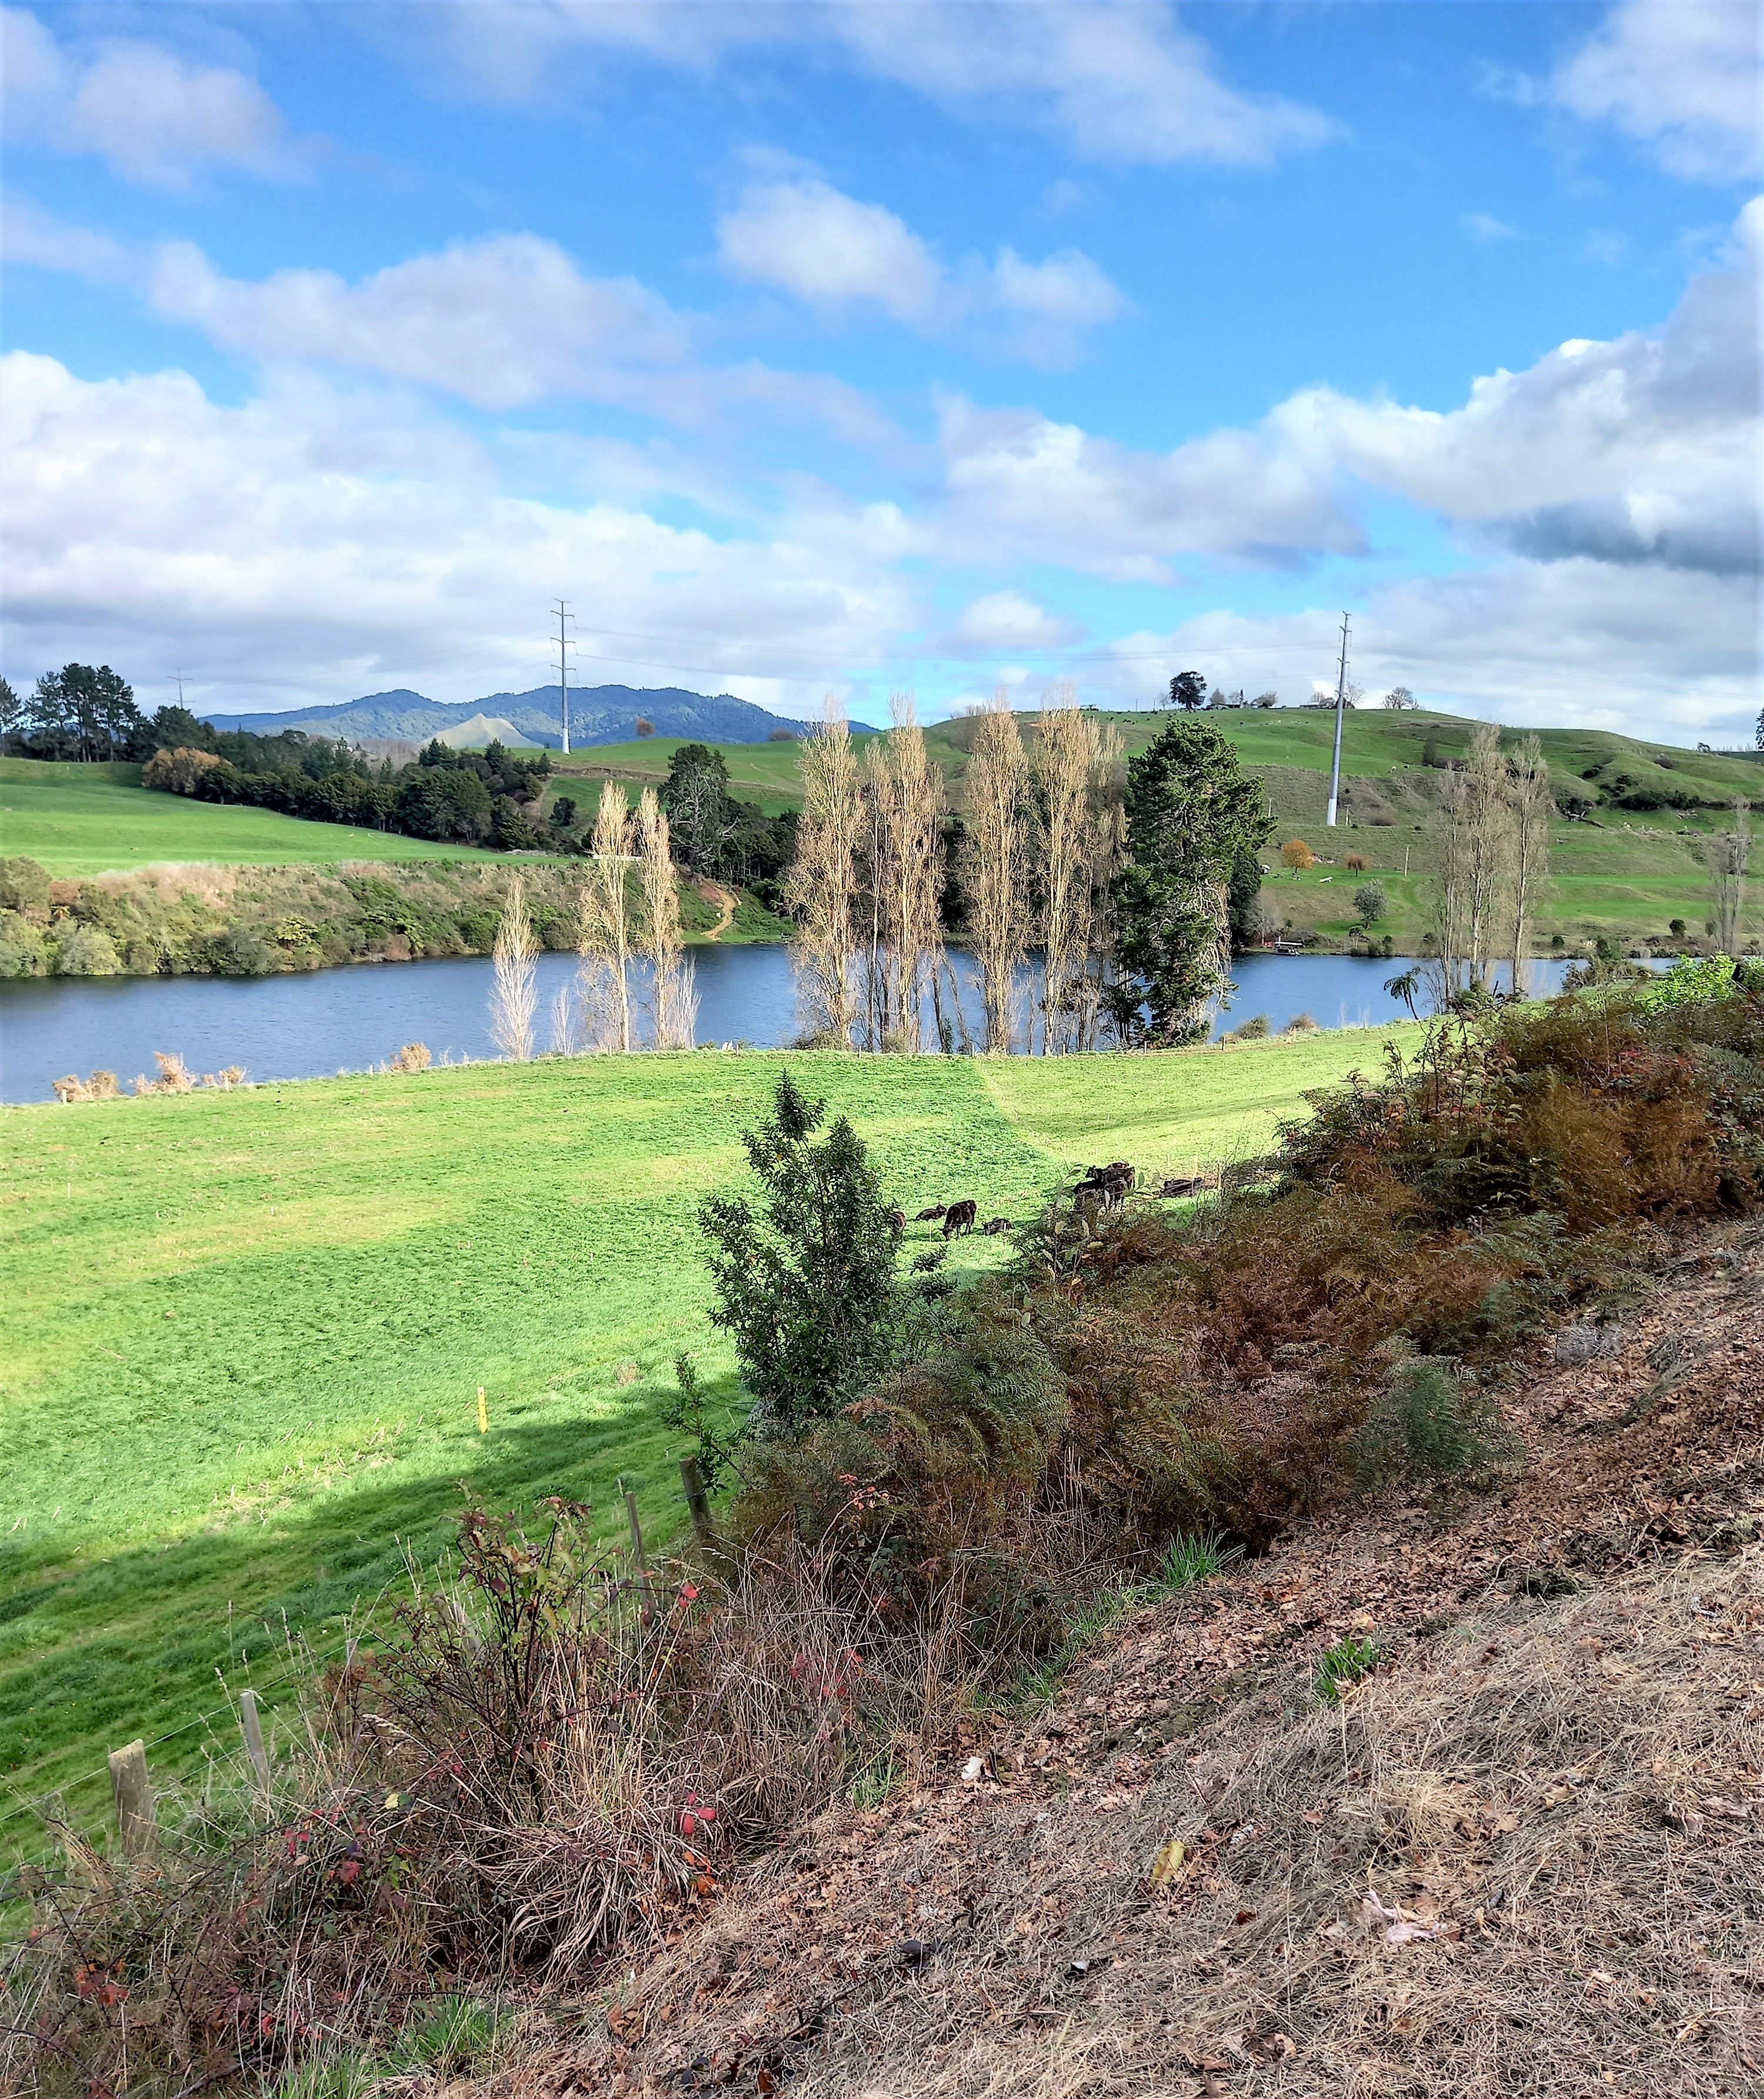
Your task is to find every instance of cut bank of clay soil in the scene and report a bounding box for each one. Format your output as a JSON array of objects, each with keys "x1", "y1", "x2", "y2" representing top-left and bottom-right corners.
[{"x1": 482, "y1": 1225, "x2": 1764, "y2": 2099}]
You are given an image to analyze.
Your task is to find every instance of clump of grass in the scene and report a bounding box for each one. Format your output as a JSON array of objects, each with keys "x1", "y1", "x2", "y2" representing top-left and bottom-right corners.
[
  {"x1": 1313, "y1": 1633, "x2": 1381, "y2": 1703},
  {"x1": 1283, "y1": 1010, "x2": 1319, "y2": 1033},
  {"x1": 1350, "y1": 1357, "x2": 1511, "y2": 1494},
  {"x1": 1148, "y1": 1529, "x2": 1233, "y2": 1593}
]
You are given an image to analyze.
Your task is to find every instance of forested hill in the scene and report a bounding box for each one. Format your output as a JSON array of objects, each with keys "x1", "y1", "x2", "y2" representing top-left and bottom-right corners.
[{"x1": 214, "y1": 685, "x2": 813, "y2": 748}]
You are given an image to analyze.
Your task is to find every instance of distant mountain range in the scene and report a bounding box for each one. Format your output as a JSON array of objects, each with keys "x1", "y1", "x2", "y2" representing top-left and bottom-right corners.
[{"x1": 213, "y1": 684, "x2": 813, "y2": 749}]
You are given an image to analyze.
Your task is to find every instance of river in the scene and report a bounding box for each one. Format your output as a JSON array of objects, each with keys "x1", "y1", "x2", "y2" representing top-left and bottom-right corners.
[{"x1": 0, "y1": 948, "x2": 1580, "y2": 1104}]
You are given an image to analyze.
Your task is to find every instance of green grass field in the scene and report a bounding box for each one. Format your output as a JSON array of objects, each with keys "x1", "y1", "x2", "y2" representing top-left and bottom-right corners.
[
  {"x1": 0, "y1": 1031, "x2": 1416, "y2": 1840},
  {"x1": 0, "y1": 760, "x2": 512, "y2": 876}
]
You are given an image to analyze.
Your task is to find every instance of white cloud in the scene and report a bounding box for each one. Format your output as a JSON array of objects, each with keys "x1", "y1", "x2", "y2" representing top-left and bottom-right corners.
[
  {"x1": 1088, "y1": 554, "x2": 1757, "y2": 739},
  {"x1": 0, "y1": 350, "x2": 918, "y2": 713},
  {"x1": 933, "y1": 198, "x2": 1760, "y2": 590},
  {"x1": 146, "y1": 234, "x2": 684, "y2": 412},
  {"x1": 1461, "y1": 211, "x2": 1516, "y2": 242},
  {"x1": 932, "y1": 395, "x2": 1362, "y2": 581},
  {"x1": 0, "y1": 192, "x2": 129, "y2": 281},
  {"x1": 1552, "y1": 0, "x2": 1760, "y2": 183},
  {"x1": 413, "y1": 1, "x2": 1333, "y2": 168},
  {"x1": 1, "y1": 7, "x2": 306, "y2": 188},
  {"x1": 945, "y1": 590, "x2": 1081, "y2": 652},
  {"x1": 717, "y1": 173, "x2": 1124, "y2": 362}
]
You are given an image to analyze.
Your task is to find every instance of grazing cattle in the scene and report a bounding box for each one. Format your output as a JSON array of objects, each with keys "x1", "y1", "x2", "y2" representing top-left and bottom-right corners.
[
  {"x1": 1074, "y1": 1159, "x2": 1135, "y2": 1209},
  {"x1": 1160, "y1": 1176, "x2": 1202, "y2": 1199},
  {"x1": 981, "y1": 1216, "x2": 1012, "y2": 1236},
  {"x1": 914, "y1": 1204, "x2": 947, "y2": 1222},
  {"x1": 888, "y1": 1208, "x2": 907, "y2": 1237},
  {"x1": 942, "y1": 1198, "x2": 978, "y2": 1238}
]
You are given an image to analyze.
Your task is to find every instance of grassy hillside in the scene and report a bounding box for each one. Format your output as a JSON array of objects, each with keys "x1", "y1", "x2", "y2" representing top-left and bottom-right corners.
[
  {"x1": 0, "y1": 759, "x2": 516, "y2": 877},
  {"x1": 0, "y1": 1030, "x2": 1416, "y2": 1840}
]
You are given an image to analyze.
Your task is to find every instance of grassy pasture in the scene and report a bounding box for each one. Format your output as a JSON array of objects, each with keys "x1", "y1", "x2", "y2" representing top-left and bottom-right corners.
[
  {"x1": 0, "y1": 759, "x2": 510, "y2": 877},
  {"x1": 0, "y1": 1030, "x2": 1418, "y2": 1839}
]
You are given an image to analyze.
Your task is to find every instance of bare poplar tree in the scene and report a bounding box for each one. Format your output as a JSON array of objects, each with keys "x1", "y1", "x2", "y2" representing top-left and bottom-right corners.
[
  {"x1": 785, "y1": 694, "x2": 860, "y2": 1046},
  {"x1": 884, "y1": 690, "x2": 944, "y2": 1054},
  {"x1": 858, "y1": 736, "x2": 891, "y2": 1049},
  {"x1": 1078, "y1": 720, "x2": 1127, "y2": 1049},
  {"x1": 489, "y1": 872, "x2": 537, "y2": 1060},
  {"x1": 1037, "y1": 684, "x2": 1095, "y2": 1054},
  {"x1": 1429, "y1": 723, "x2": 1512, "y2": 996},
  {"x1": 963, "y1": 686, "x2": 1030, "y2": 1052},
  {"x1": 575, "y1": 782, "x2": 634, "y2": 1051},
  {"x1": 1712, "y1": 800, "x2": 1753, "y2": 953},
  {"x1": 637, "y1": 787, "x2": 696, "y2": 1049},
  {"x1": 1505, "y1": 733, "x2": 1551, "y2": 993}
]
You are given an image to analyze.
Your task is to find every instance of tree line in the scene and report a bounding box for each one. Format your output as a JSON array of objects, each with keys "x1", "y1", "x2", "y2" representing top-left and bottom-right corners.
[{"x1": 784, "y1": 689, "x2": 1271, "y2": 1053}]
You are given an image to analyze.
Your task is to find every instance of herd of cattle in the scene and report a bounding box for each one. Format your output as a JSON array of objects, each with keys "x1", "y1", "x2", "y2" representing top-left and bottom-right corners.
[{"x1": 890, "y1": 1158, "x2": 1212, "y2": 1244}]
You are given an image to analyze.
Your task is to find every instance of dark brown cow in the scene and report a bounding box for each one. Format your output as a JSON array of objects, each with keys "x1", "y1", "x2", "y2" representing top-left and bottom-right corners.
[
  {"x1": 914, "y1": 1204, "x2": 947, "y2": 1222},
  {"x1": 942, "y1": 1198, "x2": 978, "y2": 1238},
  {"x1": 888, "y1": 1208, "x2": 907, "y2": 1237},
  {"x1": 981, "y1": 1216, "x2": 1012, "y2": 1236}
]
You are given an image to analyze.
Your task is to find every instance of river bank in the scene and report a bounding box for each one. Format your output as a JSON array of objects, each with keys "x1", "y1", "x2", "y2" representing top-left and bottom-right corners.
[{"x1": 0, "y1": 855, "x2": 790, "y2": 983}]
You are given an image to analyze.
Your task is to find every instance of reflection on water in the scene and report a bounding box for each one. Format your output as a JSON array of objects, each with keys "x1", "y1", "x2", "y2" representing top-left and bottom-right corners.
[{"x1": 0, "y1": 946, "x2": 1585, "y2": 1104}]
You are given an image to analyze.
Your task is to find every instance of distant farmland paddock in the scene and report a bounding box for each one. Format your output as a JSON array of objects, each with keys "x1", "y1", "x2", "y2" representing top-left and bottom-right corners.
[
  {"x1": 1, "y1": 1029, "x2": 1418, "y2": 1841},
  {"x1": 1, "y1": 760, "x2": 513, "y2": 876}
]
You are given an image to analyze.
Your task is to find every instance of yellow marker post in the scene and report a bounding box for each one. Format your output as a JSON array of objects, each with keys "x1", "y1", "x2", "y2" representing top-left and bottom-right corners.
[{"x1": 477, "y1": 1386, "x2": 489, "y2": 1435}]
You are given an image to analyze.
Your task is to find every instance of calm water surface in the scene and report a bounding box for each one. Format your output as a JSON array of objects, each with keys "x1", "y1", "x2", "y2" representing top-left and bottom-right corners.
[{"x1": 0, "y1": 947, "x2": 1578, "y2": 1104}]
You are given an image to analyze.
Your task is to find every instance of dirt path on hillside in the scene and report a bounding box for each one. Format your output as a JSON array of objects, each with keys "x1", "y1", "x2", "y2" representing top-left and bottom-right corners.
[{"x1": 697, "y1": 882, "x2": 737, "y2": 940}]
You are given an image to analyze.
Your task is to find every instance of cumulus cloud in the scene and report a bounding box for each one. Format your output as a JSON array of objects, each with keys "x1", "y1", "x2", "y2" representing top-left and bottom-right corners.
[
  {"x1": 932, "y1": 199, "x2": 1760, "y2": 592},
  {"x1": 933, "y1": 395, "x2": 1363, "y2": 581},
  {"x1": 717, "y1": 173, "x2": 1124, "y2": 363},
  {"x1": 1, "y1": 6, "x2": 308, "y2": 188},
  {"x1": 411, "y1": 1, "x2": 1332, "y2": 168},
  {"x1": 0, "y1": 350, "x2": 918, "y2": 712},
  {"x1": 1088, "y1": 554, "x2": 1757, "y2": 739},
  {"x1": 944, "y1": 590, "x2": 1081, "y2": 652},
  {"x1": 1552, "y1": 0, "x2": 1760, "y2": 183},
  {"x1": 65, "y1": 229, "x2": 895, "y2": 450},
  {"x1": 145, "y1": 235, "x2": 684, "y2": 413}
]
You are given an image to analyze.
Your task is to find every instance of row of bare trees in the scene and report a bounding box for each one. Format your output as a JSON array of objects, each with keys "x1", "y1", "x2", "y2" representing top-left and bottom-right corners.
[
  {"x1": 489, "y1": 787, "x2": 697, "y2": 1060},
  {"x1": 1429, "y1": 724, "x2": 1553, "y2": 997},
  {"x1": 788, "y1": 687, "x2": 1124, "y2": 1054}
]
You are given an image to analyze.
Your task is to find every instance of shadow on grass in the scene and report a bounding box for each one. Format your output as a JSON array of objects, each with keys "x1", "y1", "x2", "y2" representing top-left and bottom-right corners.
[{"x1": 0, "y1": 1394, "x2": 703, "y2": 1845}]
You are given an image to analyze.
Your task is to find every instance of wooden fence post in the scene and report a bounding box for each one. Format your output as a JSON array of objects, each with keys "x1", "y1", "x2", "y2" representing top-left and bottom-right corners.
[
  {"x1": 625, "y1": 1490, "x2": 655, "y2": 1626},
  {"x1": 679, "y1": 1456, "x2": 713, "y2": 1547},
  {"x1": 108, "y1": 1739, "x2": 156, "y2": 1857},
  {"x1": 239, "y1": 1689, "x2": 270, "y2": 1797}
]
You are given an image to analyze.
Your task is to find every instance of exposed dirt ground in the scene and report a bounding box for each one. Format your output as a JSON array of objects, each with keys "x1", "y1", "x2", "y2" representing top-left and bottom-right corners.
[{"x1": 487, "y1": 1224, "x2": 1764, "y2": 2099}]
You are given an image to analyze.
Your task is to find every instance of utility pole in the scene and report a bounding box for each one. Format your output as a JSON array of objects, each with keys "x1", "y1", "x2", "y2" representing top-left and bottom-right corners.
[
  {"x1": 553, "y1": 600, "x2": 575, "y2": 755},
  {"x1": 1325, "y1": 612, "x2": 1351, "y2": 828}
]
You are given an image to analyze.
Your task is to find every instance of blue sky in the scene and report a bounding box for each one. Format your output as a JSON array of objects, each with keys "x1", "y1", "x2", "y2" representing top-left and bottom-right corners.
[{"x1": 2, "y1": 1, "x2": 1757, "y2": 737}]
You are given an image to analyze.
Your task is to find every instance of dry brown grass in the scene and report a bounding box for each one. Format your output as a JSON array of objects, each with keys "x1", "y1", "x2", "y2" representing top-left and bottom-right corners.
[{"x1": 535, "y1": 1539, "x2": 1764, "y2": 2099}]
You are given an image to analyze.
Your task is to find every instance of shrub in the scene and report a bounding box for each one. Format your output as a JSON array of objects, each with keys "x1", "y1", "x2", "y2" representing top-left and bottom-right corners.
[
  {"x1": 389, "y1": 1041, "x2": 432, "y2": 1072},
  {"x1": 1279, "y1": 839, "x2": 1315, "y2": 872},
  {"x1": 1343, "y1": 852, "x2": 1371, "y2": 873},
  {"x1": 1349, "y1": 1357, "x2": 1511, "y2": 1493},
  {"x1": 143, "y1": 746, "x2": 223, "y2": 795},
  {"x1": 0, "y1": 855, "x2": 50, "y2": 914},
  {"x1": 52, "y1": 922, "x2": 122, "y2": 975},
  {"x1": 696, "y1": 1073, "x2": 910, "y2": 1439},
  {"x1": 1354, "y1": 882, "x2": 1388, "y2": 929},
  {"x1": 0, "y1": 909, "x2": 48, "y2": 976},
  {"x1": 1283, "y1": 1010, "x2": 1319, "y2": 1033},
  {"x1": 1222, "y1": 1013, "x2": 1270, "y2": 1042}
]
